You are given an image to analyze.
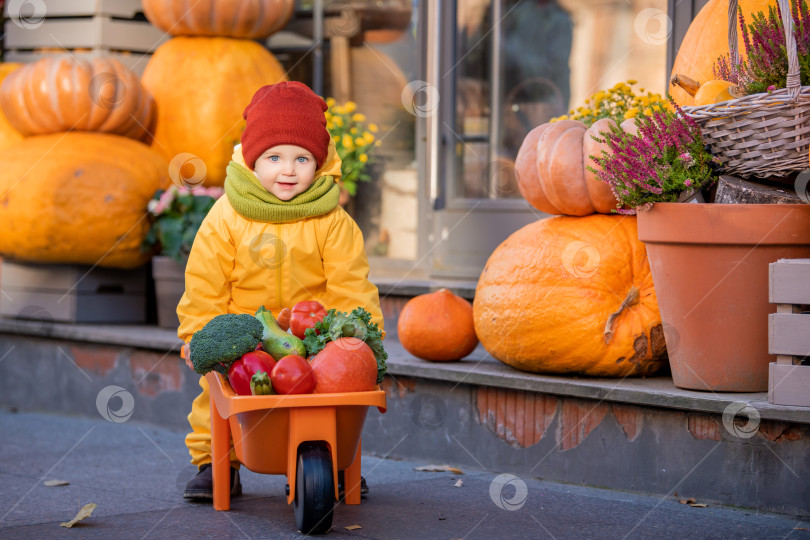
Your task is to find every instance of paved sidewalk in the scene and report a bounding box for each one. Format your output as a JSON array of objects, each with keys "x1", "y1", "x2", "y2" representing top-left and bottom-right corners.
[{"x1": 0, "y1": 408, "x2": 807, "y2": 539}]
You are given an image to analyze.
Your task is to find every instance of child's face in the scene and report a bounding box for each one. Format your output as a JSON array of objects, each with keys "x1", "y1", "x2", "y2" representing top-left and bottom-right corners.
[{"x1": 253, "y1": 145, "x2": 318, "y2": 200}]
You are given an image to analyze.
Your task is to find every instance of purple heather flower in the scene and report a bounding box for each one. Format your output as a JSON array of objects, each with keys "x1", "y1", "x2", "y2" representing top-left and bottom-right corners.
[
  {"x1": 767, "y1": 84, "x2": 777, "y2": 93},
  {"x1": 684, "y1": 179, "x2": 694, "y2": 187}
]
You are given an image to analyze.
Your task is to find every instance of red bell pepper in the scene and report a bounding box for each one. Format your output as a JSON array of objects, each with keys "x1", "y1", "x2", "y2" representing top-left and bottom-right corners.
[
  {"x1": 289, "y1": 300, "x2": 327, "y2": 339},
  {"x1": 228, "y1": 350, "x2": 277, "y2": 395}
]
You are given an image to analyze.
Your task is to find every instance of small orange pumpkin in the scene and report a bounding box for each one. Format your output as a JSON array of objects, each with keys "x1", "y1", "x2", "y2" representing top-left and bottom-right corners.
[
  {"x1": 397, "y1": 288, "x2": 479, "y2": 361},
  {"x1": 0, "y1": 63, "x2": 24, "y2": 150},
  {"x1": 473, "y1": 214, "x2": 666, "y2": 377},
  {"x1": 142, "y1": 0, "x2": 294, "y2": 39},
  {"x1": 0, "y1": 57, "x2": 154, "y2": 141},
  {"x1": 515, "y1": 119, "x2": 619, "y2": 216}
]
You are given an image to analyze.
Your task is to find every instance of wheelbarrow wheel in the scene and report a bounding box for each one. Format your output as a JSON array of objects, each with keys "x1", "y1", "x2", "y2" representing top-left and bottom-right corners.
[{"x1": 293, "y1": 443, "x2": 335, "y2": 535}]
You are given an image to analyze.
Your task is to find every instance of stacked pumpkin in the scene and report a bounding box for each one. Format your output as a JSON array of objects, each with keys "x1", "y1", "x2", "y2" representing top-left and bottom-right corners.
[
  {"x1": 472, "y1": 106, "x2": 667, "y2": 377},
  {"x1": 0, "y1": 57, "x2": 169, "y2": 268},
  {"x1": 141, "y1": 0, "x2": 294, "y2": 186}
]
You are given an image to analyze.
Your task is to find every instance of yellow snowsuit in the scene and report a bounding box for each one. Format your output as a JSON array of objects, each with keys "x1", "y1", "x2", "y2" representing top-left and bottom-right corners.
[{"x1": 178, "y1": 143, "x2": 383, "y2": 466}]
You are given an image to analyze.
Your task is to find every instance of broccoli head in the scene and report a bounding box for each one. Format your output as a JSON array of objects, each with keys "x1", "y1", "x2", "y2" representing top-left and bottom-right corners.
[{"x1": 189, "y1": 313, "x2": 263, "y2": 375}]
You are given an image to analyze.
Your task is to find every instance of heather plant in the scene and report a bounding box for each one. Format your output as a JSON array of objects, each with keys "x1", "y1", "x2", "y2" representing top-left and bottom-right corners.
[
  {"x1": 588, "y1": 100, "x2": 719, "y2": 214},
  {"x1": 714, "y1": 0, "x2": 810, "y2": 95}
]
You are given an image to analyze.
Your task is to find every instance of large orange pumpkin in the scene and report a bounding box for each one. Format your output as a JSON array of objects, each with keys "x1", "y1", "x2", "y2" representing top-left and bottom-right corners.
[
  {"x1": 141, "y1": 37, "x2": 287, "y2": 187},
  {"x1": 143, "y1": 0, "x2": 294, "y2": 39},
  {"x1": 669, "y1": 0, "x2": 774, "y2": 107},
  {"x1": 0, "y1": 63, "x2": 24, "y2": 150},
  {"x1": 515, "y1": 119, "x2": 619, "y2": 216},
  {"x1": 0, "y1": 133, "x2": 169, "y2": 268},
  {"x1": 0, "y1": 57, "x2": 154, "y2": 141},
  {"x1": 397, "y1": 288, "x2": 479, "y2": 361},
  {"x1": 310, "y1": 338, "x2": 378, "y2": 393},
  {"x1": 473, "y1": 214, "x2": 666, "y2": 377}
]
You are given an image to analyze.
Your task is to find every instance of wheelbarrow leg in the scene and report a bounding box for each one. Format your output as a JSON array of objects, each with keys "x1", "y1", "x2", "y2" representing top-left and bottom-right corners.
[
  {"x1": 210, "y1": 395, "x2": 231, "y2": 511},
  {"x1": 343, "y1": 438, "x2": 362, "y2": 505}
]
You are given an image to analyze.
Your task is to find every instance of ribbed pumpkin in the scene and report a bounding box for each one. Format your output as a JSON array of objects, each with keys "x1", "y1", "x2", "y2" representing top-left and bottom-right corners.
[
  {"x1": 0, "y1": 57, "x2": 155, "y2": 141},
  {"x1": 515, "y1": 119, "x2": 619, "y2": 216},
  {"x1": 397, "y1": 288, "x2": 479, "y2": 361},
  {"x1": 142, "y1": 0, "x2": 294, "y2": 39},
  {"x1": 141, "y1": 37, "x2": 287, "y2": 186},
  {"x1": 0, "y1": 133, "x2": 169, "y2": 268},
  {"x1": 0, "y1": 63, "x2": 24, "y2": 150},
  {"x1": 473, "y1": 215, "x2": 666, "y2": 377},
  {"x1": 669, "y1": 0, "x2": 773, "y2": 107}
]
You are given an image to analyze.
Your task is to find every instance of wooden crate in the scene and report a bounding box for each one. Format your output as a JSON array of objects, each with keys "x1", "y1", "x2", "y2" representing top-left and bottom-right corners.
[
  {"x1": 0, "y1": 259, "x2": 146, "y2": 323},
  {"x1": 3, "y1": 0, "x2": 167, "y2": 76},
  {"x1": 768, "y1": 258, "x2": 810, "y2": 407}
]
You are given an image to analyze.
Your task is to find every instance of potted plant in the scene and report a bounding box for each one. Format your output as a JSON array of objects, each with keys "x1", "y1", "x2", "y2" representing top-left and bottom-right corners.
[
  {"x1": 324, "y1": 97, "x2": 379, "y2": 206},
  {"x1": 142, "y1": 185, "x2": 224, "y2": 328},
  {"x1": 591, "y1": 100, "x2": 810, "y2": 392}
]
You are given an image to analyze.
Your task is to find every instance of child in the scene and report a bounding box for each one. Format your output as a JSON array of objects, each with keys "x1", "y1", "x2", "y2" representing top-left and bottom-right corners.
[{"x1": 177, "y1": 81, "x2": 384, "y2": 500}]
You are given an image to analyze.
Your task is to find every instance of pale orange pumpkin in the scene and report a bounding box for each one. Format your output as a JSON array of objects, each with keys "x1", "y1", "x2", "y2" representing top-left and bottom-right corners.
[
  {"x1": 473, "y1": 214, "x2": 666, "y2": 377},
  {"x1": 515, "y1": 119, "x2": 619, "y2": 216},
  {"x1": 0, "y1": 133, "x2": 169, "y2": 268},
  {"x1": 142, "y1": 0, "x2": 294, "y2": 39},
  {"x1": 669, "y1": 0, "x2": 774, "y2": 107},
  {"x1": 397, "y1": 288, "x2": 479, "y2": 361},
  {"x1": 142, "y1": 37, "x2": 287, "y2": 187},
  {"x1": 0, "y1": 57, "x2": 154, "y2": 141}
]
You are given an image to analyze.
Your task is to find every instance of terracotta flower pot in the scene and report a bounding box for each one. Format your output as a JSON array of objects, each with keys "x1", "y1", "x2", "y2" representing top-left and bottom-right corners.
[{"x1": 637, "y1": 203, "x2": 810, "y2": 392}]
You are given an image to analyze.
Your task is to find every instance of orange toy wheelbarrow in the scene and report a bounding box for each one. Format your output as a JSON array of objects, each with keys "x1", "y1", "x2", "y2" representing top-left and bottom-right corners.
[{"x1": 205, "y1": 372, "x2": 387, "y2": 534}]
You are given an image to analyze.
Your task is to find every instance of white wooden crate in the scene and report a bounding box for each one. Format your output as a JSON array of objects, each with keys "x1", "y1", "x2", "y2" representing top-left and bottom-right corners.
[
  {"x1": 768, "y1": 258, "x2": 810, "y2": 407},
  {"x1": 3, "y1": 0, "x2": 167, "y2": 76}
]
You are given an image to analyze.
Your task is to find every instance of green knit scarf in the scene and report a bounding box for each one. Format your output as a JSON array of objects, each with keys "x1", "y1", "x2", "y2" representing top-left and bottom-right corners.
[{"x1": 224, "y1": 161, "x2": 340, "y2": 222}]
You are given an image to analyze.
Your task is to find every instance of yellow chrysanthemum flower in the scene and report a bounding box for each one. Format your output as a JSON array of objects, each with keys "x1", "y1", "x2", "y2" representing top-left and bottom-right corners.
[
  {"x1": 350, "y1": 127, "x2": 358, "y2": 134},
  {"x1": 326, "y1": 97, "x2": 335, "y2": 107},
  {"x1": 624, "y1": 107, "x2": 639, "y2": 119},
  {"x1": 333, "y1": 116, "x2": 343, "y2": 127},
  {"x1": 369, "y1": 123, "x2": 378, "y2": 133},
  {"x1": 342, "y1": 134, "x2": 354, "y2": 149},
  {"x1": 363, "y1": 131, "x2": 374, "y2": 143},
  {"x1": 344, "y1": 101, "x2": 357, "y2": 113},
  {"x1": 351, "y1": 113, "x2": 366, "y2": 122},
  {"x1": 359, "y1": 153, "x2": 368, "y2": 163}
]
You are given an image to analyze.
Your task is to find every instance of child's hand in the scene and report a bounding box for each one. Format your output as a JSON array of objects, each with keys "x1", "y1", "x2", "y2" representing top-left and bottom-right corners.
[{"x1": 182, "y1": 343, "x2": 194, "y2": 371}]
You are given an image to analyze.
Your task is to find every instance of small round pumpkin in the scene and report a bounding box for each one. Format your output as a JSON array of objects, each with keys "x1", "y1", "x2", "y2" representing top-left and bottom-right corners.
[
  {"x1": 0, "y1": 57, "x2": 155, "y2": 141},
  {"x1": 142, "y1": 37, "x2": 287, "y2": 186},
  {"x1": 310, "y1": 338, "x2": 378, "y2": 393},
  {"x1": 397, "y1": 288, "x2": 479, "y2": 361},
  {"x1": 142, "y1": 0, "x2": 294, "y2": 39},
  {"x1": 515, "y1": 119, "x2": 619, "y2": 216},
  {"x1": 669, "y1": 0, "x2": 772, "y2": 107},
  {"x1": 0, "y1": 132, "x2": 169, "y2": 268},
  {"x1": 473, "y1": 214, "x2": 666, "y2": 377}
]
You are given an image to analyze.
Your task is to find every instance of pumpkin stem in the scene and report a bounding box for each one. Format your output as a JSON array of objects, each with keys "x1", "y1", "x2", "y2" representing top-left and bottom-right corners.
[
  {"x1": 604, "y1": 286, "x2": 640, "y2": 344},
  {"x1": 670, "y1": 74, "x2": 700, "y2": 97}
]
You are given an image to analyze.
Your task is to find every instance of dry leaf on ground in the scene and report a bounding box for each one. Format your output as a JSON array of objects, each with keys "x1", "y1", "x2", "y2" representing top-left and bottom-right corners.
[
  {"x1": 345, "y1": 524, "x2": 362, "y2": 530},
  {"x1": 689, "y1": 503, "x2": 708, "y2": 508},
  {"x1": 43, "y1": 480, "x2": 69, "y2": 487},
  {"x1": 453, "y1": 479, "x2": 463, "y2": 488},
  {"x1": 413, "y1": 464, "x2": 464, "y2": 475},
  {"x1": 60, "y1": 503, "x2": 97, "y2": 528},
  {"x1": 678, "y1": 498, "x2": 696, "y2": 505}
]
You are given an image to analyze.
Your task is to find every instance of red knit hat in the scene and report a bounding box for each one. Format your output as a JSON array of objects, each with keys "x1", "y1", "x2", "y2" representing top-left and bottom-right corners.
[{"x1": 241, "y1": 81, "x2": 330, "y2": 170}]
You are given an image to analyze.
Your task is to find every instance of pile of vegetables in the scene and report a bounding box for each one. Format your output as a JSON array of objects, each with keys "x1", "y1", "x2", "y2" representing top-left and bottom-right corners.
[{"x1": 188, "y1": 301, "x2": 386, "y2": 396}]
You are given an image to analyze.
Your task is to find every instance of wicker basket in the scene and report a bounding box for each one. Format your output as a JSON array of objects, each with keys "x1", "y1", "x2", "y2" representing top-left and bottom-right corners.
[{"x1": 682, "y1": 0, "x2": 810, "y2": 178}]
